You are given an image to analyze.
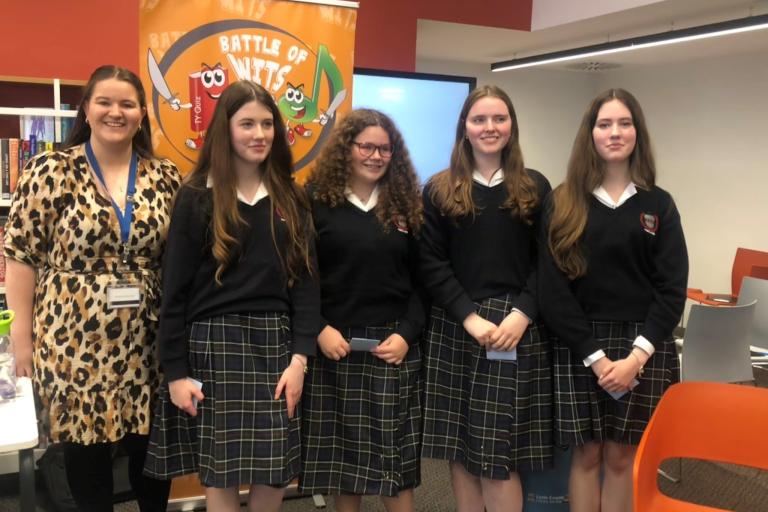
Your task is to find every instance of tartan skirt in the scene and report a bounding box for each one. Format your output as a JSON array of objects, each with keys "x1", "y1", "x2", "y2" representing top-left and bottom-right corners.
[
  {"x1": 553, "y1": 320, "x2": 680, "y2": 447},
  {"x1": 421, "y1": 294, "x2": 553, "y2": 479},
  {"x1": 143, "y1": 313, "x2": 300, "y2": 488},
  {"x1": 299, "y1": 323, "x2": 422, "y2": 496}
]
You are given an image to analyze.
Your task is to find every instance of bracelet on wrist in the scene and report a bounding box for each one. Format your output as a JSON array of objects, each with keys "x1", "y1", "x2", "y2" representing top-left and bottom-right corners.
[
  {"x1": 291, "y1": 355, "x2": 309, "y2": 374},
  {"x1": 629, "y1": 351, "x2": 645, "y2": 377}
]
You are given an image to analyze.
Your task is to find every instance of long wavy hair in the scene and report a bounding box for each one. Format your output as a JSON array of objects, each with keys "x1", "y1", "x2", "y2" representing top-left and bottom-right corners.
[
  {"x1": 307, "y1": 108, "x2": 423, "y2": 234},
  {"x1": 186, "y1": 80, "x2": 312, "y2": 284},
  {"x1": 64, "y1": 65, "x2": 153, "y2": 158},
  {"x1": 548, "y1": 88, "x2": 656, "y2": 279},
  {"x1": 427, "y1": 85, "x2": 539, "y2": 223}
]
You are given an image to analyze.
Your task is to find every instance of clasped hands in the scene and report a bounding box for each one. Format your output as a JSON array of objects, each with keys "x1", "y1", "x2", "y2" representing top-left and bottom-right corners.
[
  {"x1": 462, "y1": 310, "x2": 529, "y2": 351},
  {"x1": 317, "y1": 325, "x2": 409, "y2": 365},
  {"x1": 591, "y1": 352, "x2": 646, "y2": 393}
]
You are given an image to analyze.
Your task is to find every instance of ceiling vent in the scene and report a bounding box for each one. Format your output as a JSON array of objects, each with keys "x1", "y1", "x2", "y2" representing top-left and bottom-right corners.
[{"x1": 565, "y1": 61, "x2": 622, "y2": 72}]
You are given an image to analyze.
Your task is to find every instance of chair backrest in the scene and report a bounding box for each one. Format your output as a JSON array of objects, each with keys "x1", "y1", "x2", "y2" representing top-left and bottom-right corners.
[
  {"x1": 749, "y1": 265, "x2": 768, "y2": 280},
  {"x1": 634, "y1": 382, "x2": 768, "y2": 511},
  {"x1": 732, "y1": 247, "x2": 768, "y2": 296},
  {"x1": 681, "y1": 301, "x2": 756, "y2": 383},
  {"x1": 737, "y1": 276, "x2": 768, "y2": 349}
]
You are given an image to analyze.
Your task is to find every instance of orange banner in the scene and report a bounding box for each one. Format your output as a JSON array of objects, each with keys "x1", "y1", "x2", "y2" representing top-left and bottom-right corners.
[{"x1": 140, "y1": 0, "x2": 357, "y2": 181}]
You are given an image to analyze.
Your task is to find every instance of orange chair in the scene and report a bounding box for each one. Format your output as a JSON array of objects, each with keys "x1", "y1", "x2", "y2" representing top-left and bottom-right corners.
[
  {"x1": 750, "y1": 265, "x2": 768, "y2": 280},
  {"x1": 633, "y1": 382, "x2": 768, "y2": 511},
  {"x1": 687, "y1": 247, "x2": 768, "y2": 306}
]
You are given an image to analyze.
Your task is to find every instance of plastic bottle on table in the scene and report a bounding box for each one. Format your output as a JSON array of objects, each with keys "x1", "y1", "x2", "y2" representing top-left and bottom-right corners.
[{"x1": 0, "y1": 310, "x2": 17, "y2": 401}]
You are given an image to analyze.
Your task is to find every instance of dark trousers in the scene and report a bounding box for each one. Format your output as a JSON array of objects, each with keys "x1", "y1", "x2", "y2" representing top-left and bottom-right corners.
[{"x1": 63, "y1": 433, "x2": 171, "y2": 512}]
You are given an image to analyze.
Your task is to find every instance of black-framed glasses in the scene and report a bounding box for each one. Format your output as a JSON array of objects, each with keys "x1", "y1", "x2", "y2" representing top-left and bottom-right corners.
[{"x1": 352, "y1": 141, "x2": 394, "y2": 158}]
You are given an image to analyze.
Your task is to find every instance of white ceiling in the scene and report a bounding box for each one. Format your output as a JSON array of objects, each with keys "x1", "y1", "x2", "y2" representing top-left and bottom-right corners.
[{"x1": 416, "y1": 0, "x2": 768, "y2": 72}]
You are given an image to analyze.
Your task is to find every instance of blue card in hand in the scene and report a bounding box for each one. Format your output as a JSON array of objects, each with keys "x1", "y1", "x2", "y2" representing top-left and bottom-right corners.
[{"x1": 486, "y1": 348, "x2": 517, "y2": 361}]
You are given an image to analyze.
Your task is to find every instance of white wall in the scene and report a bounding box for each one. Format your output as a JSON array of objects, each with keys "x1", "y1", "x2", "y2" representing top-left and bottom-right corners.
[
  {"x1": 531, "y1": 0, "x2": 664, "y2": 30},
  {"x1": 419, "y1": 52, "x2": 768, "y2": 320},
  {"x1": 595, "y1": 52, "x2": 768, "y2": 301},
  {"x1": 416, "y1": 58, "x2": 597, "y2": 186}
]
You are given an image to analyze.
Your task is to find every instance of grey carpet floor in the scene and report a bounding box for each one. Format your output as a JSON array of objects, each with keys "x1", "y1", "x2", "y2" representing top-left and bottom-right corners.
[
  {"x1": 3, "y1": 367, "x2": 767, "y2": 510},
  {"x1": 2, "y1": 456, "x2": 768, "y2": 511}
]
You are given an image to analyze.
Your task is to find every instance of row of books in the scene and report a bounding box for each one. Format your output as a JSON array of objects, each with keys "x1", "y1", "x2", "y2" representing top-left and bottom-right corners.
[
  {"x1": 0, "y1": 224, "x2": 5, "y2": 288},
  {"x1": 0, "y1": 137, "x2": 58, "y2": 200}
]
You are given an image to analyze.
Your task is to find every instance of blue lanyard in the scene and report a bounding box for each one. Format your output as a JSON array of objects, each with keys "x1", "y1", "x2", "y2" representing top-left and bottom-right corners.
[{"x1": 85, "y1": 141, "x2": 137, "y2": 263}]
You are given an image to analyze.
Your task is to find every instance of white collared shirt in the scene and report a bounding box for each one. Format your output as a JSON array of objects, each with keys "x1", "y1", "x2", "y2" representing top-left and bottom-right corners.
[
  {"x1": 592, "y1": 182, "x2": 637, "y2": 209},
  {"x1": 472, "y1": 168, "x2": 504, "y2": 187},
  {"x1": 345, "y1": 185, "x2": 380, "y2": 212},
  {"x1": 206, "y1": 175, "x2": 269, "y2": 205}
]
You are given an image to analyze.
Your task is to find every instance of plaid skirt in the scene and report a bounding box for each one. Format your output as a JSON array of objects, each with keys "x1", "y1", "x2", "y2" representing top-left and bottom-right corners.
[
  {"x1": 421, "y1": 294, "x2": 553, "y2": 479},
  {"x1": 143, "y1": 313, "x2": 300, "y2": 488},
  {"x1": 299, "y1": 323, "x2": 422, "y2": 496},
  {"x1": 553, "y1": 321, "x2": 680, "y2": 447}
]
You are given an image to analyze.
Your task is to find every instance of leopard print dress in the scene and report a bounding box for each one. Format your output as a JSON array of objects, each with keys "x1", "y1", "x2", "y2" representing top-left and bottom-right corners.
[{"x1": 3, "y1": 144, "x2": 182, "y2": 444}]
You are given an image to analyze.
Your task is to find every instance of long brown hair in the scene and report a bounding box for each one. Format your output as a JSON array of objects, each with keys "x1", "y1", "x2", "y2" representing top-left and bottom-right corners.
[
  {"x1": 427, "y1": 85, "x2": 538, "y2": 223},
  {"x1": 186, "y1": 80, "x2": 312, "y2": 284},
  {"x1": 307, "y1": 109, "x2": 423, "y2": 234},
  {"x1": 548, "y1": 88, "x2": 656, "y2": 279},
  {"x1": 64, "y1": 65, "x2": 153, "y2": 159}
]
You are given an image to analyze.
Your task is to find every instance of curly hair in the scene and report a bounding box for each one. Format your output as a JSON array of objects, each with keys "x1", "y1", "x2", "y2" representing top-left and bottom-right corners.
[
  {"x1": 307, "y1": 108, "x2": 423, "y2": 234},
  {"x1": 427, "y1": 85, "x2": 540, "y2": 224}
]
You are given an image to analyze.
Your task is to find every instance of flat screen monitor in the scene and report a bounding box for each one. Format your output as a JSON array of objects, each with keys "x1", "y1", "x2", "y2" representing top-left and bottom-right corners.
[{"x1": 352, "y1": 68, "x2": 476, "y2": 183}]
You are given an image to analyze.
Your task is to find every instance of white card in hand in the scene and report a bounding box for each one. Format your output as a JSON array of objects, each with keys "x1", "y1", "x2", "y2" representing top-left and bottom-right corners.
[
  {"x1": 607, "y1": 379, "x2": 639, "y2": 400},
  {"x1": 486, "y1": 348, "x2": 517, "y2": 361},
  {"x1": 188, "y1": 377, "x2": 203, "y2": 408}
]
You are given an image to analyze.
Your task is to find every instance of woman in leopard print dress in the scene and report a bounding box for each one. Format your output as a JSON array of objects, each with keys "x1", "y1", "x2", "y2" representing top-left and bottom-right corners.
[{"x1": 4, "y1": 65, "x2": 181, "y2": 511}]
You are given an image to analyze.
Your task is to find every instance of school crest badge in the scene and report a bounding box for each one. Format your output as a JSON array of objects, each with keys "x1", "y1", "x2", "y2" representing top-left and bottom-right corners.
[{"x1": 640, "y1": 212, "x2": 659, "y2": 235}]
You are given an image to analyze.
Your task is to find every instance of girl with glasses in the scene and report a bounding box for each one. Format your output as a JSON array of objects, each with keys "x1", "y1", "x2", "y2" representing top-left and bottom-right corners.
[
  {"x1": 299, "y1": 109, "x2": 425, "y2": 512},
  {"x1": 419, "y1": 86, "x2": 553, "y2": 512}
]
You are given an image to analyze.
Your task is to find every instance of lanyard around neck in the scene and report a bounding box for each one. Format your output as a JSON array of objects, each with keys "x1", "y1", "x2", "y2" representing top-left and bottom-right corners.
[{"x1": 85, "y1": 141, "x2": 138, "y2": 261}]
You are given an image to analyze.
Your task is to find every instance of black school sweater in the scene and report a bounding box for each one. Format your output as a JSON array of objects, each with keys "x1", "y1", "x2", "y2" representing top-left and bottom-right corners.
[
  {"x1": 538, "y1": 186, "x2": 688, "y2": 360},
  {"x1": 311, "y1": 195, "x2": 424, "y2": 344},
  {"x1": 420, "y1": 169, "x2": 551, "y2": 322},
  {"x1": 158, "y1": 184, "x2": 320, "y2": 382}
]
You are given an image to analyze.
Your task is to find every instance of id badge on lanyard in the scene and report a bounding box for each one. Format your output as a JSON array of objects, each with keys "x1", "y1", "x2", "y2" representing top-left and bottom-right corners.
[{"x1": 86, "y1": 141, "x2": 142, "y2": 310}]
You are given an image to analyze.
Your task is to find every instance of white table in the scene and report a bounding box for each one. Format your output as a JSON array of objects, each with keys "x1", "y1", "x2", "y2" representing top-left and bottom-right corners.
[{"x1": 0, "y1": 377, "x2": 39, "y2": 512}]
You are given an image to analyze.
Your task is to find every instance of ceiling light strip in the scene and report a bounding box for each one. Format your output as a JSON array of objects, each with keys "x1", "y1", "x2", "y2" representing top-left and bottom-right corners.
[{"x1": 492, "y1": 13, "x2": 768, "y2": 72}]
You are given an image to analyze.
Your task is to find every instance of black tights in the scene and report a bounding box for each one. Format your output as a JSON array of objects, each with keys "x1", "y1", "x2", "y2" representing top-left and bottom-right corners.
[{"x1": 63, "y1": 433, "x2": 171, "y2": 512}]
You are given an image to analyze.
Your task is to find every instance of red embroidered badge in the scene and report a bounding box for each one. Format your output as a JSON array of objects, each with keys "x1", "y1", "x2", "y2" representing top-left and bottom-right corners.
[{"x1": 640, "y1": 212, "x2": 659, "y2": 235}]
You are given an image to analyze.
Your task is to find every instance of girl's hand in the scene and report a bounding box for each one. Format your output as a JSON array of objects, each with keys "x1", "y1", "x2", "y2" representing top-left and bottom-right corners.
[
  {"x1": 598, "y1": 358, "x2": 639, "y2": 392},
  {"x1": 317, "y1": 325, "x2": 350, "y2": 361},
  {"x1": 372, "y1": 334, "x2": 409, "y2": 365},
  {"x1": 462, "y1": 312, "x2": 497, "y2": 346},
  {"x1": 169, "y1": 378, "x2": 205, "y2": 417},
  {"x1": 11, "y1": 336, "x2": 33, "y2": 378},
  {"x1": 488, "y1": 310, "x2": 529, "y2": 351},
  {"x1": 275, "y1": 356, "x2": 306, "y2": 419}
]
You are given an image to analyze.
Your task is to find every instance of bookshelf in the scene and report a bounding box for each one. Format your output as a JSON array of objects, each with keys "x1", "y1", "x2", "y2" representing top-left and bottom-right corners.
[
  {"x1": 0, "y1": 77, "x2": 84, "y2": 297},
  {"x1": 0, "y1": 76, "x2": 83, "y2": 142}
]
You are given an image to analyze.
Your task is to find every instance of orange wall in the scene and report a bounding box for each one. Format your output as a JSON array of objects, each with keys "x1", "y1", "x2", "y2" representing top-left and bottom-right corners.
[{"x1": 2, "y1": 0, "x2": 531, "y2": 80}]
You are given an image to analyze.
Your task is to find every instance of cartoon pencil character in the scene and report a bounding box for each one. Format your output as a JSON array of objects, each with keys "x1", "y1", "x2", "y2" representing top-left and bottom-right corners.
[
  {"x1": 186, "y1": 63, "x2": 229, "y2": 149},
  {"x1": 278, "y1": 44, "x2": 346, "y2": 146},
  {"x1": 147, "y1": 49, "x2": 229, "y2": 150}
]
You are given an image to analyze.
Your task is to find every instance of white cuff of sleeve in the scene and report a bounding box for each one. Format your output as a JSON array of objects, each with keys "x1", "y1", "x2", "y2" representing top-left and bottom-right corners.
[
  {"x1": 583, "y1": 350, "x2": 607, "y2": 367},
  {"x1": 512, "y1": 308, "x2": 532, "y2": 324},
  {"x1": 633, "y1": 336, "x2": 655, "y2": 357}
]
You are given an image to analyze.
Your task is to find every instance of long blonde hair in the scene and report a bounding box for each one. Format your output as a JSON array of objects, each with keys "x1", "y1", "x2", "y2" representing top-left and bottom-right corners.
[{"x1": 427, "y1": 85, "x2": 539, "y2": 223}]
